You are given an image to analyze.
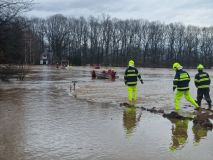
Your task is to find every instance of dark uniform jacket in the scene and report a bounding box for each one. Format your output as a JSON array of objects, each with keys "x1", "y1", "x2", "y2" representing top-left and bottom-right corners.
[
  {"x1": 173, "y1": 69, "x2": 191, "y2": 91},
  {"x1": 124, "y1": 66, "x2": 142, "y2": 86},
  {"x1": 194, "y1": 71, "x2": 211, "y2": 89}
]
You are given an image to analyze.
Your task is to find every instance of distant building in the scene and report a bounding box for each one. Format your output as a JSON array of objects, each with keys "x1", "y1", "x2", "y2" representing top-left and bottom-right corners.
[
  {"x1": 40, "y1": 50, "x2": 50, "y2": 65},
  {"x1": 40, "y1": 54, "x2": 48, "y2": 65}
]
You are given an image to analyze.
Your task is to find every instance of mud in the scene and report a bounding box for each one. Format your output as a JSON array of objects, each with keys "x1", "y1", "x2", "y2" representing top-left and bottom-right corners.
[
  {"x1": 163, "y1": 111, "x2": 193, "y2": 120},
  {"x1": 193, "y1": 114, "x2": 213, "y2": 129},
  {"x1": 120, "y1": 103, "x2": 213, "y2": 129}
]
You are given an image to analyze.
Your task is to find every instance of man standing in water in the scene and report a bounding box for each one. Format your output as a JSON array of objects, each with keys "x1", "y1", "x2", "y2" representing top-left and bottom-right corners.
[
  {"x1": 124, "y1": 60, "x2": 143, "y2": 106},
  {"x1": 194, "y1": 64, "x2": 211, "y2": 110},
  {"x1": 172, "y1": 62, "x2": 200, "y2": 111}
]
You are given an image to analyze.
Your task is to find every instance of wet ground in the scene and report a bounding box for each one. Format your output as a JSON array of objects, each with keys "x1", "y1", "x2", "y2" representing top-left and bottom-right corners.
[{"x1": 0, "y1": 66, "x2": 213, "y2": 160}]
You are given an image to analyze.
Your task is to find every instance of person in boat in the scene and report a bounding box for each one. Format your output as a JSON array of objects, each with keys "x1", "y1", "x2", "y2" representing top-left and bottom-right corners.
[
  {"x1": 107, "y1": 69, "x2": 112, "y2": 75},
  {"x1": 91, "y1": 70, "x2": 96, "y2": 79},
  {"x1": 111, "y1": 69, "x2": 116, "y2": 80}
]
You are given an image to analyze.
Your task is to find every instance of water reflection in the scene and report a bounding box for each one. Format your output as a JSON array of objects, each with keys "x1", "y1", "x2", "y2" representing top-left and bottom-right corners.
[
  {"x1": 123, "y1": 108, "x2": 142, "y2": 137},
  {"x1": 192, "y1": 125, "x2": 208, "y2": 144},
  {"x1": 169, "y1": 119, "x2": 189, "y2": 151}
]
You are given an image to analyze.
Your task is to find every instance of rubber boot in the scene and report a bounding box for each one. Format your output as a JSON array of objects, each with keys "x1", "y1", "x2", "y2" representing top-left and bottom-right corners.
[
  {"x1": 196, "y1": 100, "x2": 201, "y2": 107},
  {"x1": 194, "y1": 107, "x2": 201, "y2": 112},
  {"x1": 208, "y1": 102, "x2": 211, "y2": 110}
]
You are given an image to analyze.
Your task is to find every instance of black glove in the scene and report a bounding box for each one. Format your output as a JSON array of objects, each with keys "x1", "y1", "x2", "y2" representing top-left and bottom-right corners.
[
  {"x1": 140, "y1": 80, "x2": 144, "y2": 84},
  {"x1": 173, "y1": 87, "x2": 176, "y2": 92},
  {"x1": 125, "y1": 81, "x2": 127, "y2": 85}
]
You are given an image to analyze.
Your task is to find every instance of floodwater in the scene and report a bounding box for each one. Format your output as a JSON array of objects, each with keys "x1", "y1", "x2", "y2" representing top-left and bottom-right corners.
[{"x1": 0, "y1": 66, "x2": 213, "y2": 160}]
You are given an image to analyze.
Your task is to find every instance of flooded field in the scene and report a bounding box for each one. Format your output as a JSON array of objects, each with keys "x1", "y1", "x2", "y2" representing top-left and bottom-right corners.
[{"x1": 0, "y1": 66, "x2": 213, "y2": 160}]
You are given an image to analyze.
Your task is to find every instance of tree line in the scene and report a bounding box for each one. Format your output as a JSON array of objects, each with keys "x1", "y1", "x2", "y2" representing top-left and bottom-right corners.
[
  {"x1": 0, "y1": 0, "x2": 41, "y2": 64},
  {"x1": 1, "y1": 1, "x2": 213, "y2": 68}
]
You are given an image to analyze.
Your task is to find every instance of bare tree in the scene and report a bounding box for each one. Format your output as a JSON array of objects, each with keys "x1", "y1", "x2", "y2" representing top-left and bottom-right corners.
[
  {"x1": 0, "y1": 0, "x2": 34, "y2": 64},
  {"x1": 45, "y1": 14, "x2": 70, "y2": 63},
  {"x1": 0, "y1": 0, "x2": 33, "y2": 25},
  {"x1": 199, "y1": 27, "x2": 213, "y2": 68},
  {"x1": 183, "y1": 26, "x2": 200, "y2": 67}
]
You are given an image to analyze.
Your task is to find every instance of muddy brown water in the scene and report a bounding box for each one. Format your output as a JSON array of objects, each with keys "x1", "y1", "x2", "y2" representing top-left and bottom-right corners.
[{"x1": 0, "y1": 66, "x2": 213, "y2": 160}]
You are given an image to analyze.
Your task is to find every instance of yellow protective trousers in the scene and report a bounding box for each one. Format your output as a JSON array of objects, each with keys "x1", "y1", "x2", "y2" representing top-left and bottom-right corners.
[
  {"x1": 128, "y1": 85, "x2": 137, "y2": 102},
  {"x1": 175, "y1": 90, "x2": 199, "y2": 111}
]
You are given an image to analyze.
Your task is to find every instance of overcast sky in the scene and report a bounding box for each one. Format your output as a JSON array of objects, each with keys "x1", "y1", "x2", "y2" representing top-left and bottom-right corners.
[{"x1": 27, "y1": 0, "x2": 213, "y2": 27}]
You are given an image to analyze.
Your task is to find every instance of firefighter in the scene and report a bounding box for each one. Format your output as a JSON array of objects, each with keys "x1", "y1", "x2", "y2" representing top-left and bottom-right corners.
[
  {"x1": 194, "y1": 64, "x2": 211, "y2": 110},
  {"x1": 173, "y1": 62, "x2": 200, "y2": 111},
  {"x1": 124, "y1": 60, "x2": 143, "y2": 106}
]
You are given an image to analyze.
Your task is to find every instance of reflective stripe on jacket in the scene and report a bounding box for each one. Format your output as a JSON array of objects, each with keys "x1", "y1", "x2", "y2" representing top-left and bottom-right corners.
[
  {"x1": 124, "y1": 66, "x2": 142, "y2": 86},
  {"x1": 173, "y1": 70, "x2": 190, "y2": 91},
  {"x1": 194, "y1": 71, "x2": 211, "y2": 89}
]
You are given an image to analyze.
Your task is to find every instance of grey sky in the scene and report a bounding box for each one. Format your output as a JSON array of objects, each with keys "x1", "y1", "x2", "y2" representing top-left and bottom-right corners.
[{"x1": 27, "y1": 0, "x2": 213, "y2": 27}]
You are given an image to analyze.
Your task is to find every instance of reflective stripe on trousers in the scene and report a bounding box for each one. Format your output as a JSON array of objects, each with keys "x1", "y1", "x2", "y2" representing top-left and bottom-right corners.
[
  {"x1": 128, "y1": 86, "x2": 137, "y2": 101},
  {"x1": 175, "y1": 90, "x2": 199, "y2": 111}
]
